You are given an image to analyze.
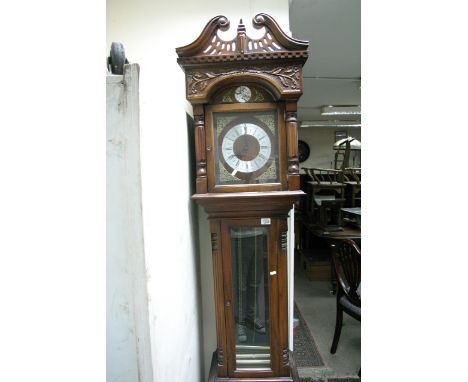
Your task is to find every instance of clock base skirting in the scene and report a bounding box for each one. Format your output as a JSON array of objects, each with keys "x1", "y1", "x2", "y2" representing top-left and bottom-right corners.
[{"x1": 208, "y1": 350, "x2": 299, "y2": 382}]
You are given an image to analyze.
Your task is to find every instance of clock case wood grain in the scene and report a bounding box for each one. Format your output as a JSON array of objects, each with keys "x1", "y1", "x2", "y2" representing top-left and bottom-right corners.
[{"x1": 177, "y1": 14, "x2": 309, "y2": 382}]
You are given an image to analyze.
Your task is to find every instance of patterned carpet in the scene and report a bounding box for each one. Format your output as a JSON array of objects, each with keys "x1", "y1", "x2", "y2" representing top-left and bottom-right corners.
[{"x1": 294, "y1": 302, "x2": 324, "y2": 367}]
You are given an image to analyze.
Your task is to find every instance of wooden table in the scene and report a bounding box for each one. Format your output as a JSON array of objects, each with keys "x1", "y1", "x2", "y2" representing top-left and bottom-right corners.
[
  {"x1": 300, "y1": 217, "x2": 361, "y2": 242},
  {"x1": 310, "y1": 225, "x2": 361, "y2": 241},
  {"x1": 298, "y1": 217, "x2": 360, "y2": 292}
]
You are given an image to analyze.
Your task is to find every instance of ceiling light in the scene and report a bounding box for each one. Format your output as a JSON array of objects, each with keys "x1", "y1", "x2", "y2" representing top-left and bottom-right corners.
[
  {"x1": 321, "y1": 105, "x2": 361, "y2": 116},
  {"x1": 300, "y1": 120, "x2": 361, "y2": 128}
]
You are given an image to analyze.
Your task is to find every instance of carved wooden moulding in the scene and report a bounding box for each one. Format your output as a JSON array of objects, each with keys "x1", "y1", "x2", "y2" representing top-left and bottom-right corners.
[{"x1": 176, "y1": 13, "x2": 309, "y2": 103}]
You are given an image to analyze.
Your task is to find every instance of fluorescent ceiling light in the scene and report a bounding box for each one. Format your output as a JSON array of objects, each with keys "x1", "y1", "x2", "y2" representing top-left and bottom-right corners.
[
  {"x1": 300, "y1": 120, "x2": 361, "y2": 128},
  {"x1": 321, "y1": 105, "x2": 361, "y2": 116}
]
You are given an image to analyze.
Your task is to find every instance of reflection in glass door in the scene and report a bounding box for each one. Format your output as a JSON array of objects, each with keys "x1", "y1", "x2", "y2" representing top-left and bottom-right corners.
[{"x1": 231, "y1": 226, "x2": 270, "y2": 369}]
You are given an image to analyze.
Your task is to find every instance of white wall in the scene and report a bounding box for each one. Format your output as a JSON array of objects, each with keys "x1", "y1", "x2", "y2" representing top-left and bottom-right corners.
[
  {"x1": 107, "y1": 2, "x2": 290, "y2": 380},
  {"x1": 298, "y1": 127, "x2": 361, "y2": 170}
]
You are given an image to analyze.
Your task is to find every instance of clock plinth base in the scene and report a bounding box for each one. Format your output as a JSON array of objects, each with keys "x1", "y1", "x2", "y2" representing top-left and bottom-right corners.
[{"x1": 208, "y1": 351, "x2": 299, "y2": 382}]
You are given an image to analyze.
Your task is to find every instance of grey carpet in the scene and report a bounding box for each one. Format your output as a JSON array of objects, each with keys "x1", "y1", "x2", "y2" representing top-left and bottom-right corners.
[
  {"x1": 299, "y1": 378, "x2": 360, "y2": 382},
  {"x1": 294, "y1": 303, "x2": 324, "y2": 367},
  {"x1": 294, "y1": 275, "x2": 360, "y2": 379}
]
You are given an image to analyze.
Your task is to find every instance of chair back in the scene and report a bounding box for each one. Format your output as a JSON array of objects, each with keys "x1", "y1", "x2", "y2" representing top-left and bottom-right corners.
[{"x1": 331, "y1": 239, "x2": 361, "y2": 306}]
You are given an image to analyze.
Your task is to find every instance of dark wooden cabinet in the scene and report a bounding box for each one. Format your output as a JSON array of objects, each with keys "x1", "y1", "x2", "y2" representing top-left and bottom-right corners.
[{"x1": 177, "y1": 14, "x2": 308, "y2": 381}]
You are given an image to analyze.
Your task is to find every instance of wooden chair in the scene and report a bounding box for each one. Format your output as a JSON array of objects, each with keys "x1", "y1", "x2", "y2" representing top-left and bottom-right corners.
[{"x1": 330, "y1": 239, "x2": 361, "y2": 354}]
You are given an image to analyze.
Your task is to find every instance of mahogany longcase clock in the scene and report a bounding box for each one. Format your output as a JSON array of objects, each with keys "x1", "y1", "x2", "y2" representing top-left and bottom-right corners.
[{"x1": 177, "y1": 14, "x2": 309, "y2": 381}]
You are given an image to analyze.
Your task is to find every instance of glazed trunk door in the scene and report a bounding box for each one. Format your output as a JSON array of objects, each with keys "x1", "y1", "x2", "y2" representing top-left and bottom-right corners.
[{"x1": 221, "y1": 218, "x2": 281, "y2": 378}]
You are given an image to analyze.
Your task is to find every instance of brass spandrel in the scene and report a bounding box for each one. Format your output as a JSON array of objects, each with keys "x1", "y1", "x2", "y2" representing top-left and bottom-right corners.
[
  {"x1": 216, "y1": 115, "x2": 238, "y2": 135},
  {"x1": 256, "y1": 114, "x2": 276, "y2": 134}
]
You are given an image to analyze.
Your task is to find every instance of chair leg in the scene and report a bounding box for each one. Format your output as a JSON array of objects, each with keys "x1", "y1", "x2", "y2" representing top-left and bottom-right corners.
[{"x1": 330, "y1": 304, "x2": 343, "y2": 354}]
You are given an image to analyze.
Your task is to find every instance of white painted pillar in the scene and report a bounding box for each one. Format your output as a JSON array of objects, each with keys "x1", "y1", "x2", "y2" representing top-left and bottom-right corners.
[
  {"x1": 288, "y1": 206, "x2": 295, "y2": 351},
  {"x1": 106, "y1": 64, "x2": 153, "y2": 382}
]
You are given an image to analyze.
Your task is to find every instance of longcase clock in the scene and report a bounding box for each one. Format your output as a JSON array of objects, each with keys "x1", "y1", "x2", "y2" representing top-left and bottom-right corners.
[{"x1": 176, "y1": 14, "x2": 309, "y2": 381}]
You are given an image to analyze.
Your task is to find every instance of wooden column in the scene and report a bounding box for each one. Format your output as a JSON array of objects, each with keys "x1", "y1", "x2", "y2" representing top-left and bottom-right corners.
[
  {"x1": 286, "y1": 103, "x2": 300, "y2": 190},
  {"x1": 193, "y1": 104, "x2": 208, "y2": 193},
  {"x1": 209, "y1": 219, "x2": 228, "y2": 377}
]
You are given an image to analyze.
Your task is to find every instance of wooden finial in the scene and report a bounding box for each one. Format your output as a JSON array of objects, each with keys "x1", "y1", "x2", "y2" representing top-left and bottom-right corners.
[{"x1": 237, "y1": 19, "x2": 246, "y2": 33}]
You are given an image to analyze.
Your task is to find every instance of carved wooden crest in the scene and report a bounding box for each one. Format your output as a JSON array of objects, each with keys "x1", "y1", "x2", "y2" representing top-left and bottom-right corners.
[{"x1": 176, "y1": 14, "x2": 309, "y2": 103}]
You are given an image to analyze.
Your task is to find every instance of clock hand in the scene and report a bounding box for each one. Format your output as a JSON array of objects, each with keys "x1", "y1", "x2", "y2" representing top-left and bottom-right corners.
[{"x1": 231, "y1": 158, "x2": 241, "y2": 176}]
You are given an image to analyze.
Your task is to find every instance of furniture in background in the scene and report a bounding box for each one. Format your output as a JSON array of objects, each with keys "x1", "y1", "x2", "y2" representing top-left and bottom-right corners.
[
  {"x1": 298, "y1": 217, "x2": 361, "y2": 291},
  {"x1": 302, "y1": 135, "x2": 361, "y2": 218},
  {"x1": 329, "y1": 239, "x2": 361, "y2": 354},
  {"x1": 341, "y1": 207, "x2": 361, "y2": 228},
  {"x1": 343, "y1": 167, "x2": 361, "y2": 208},
  {"x1": 334, "y1": 137, "x2": 361, "y2": 208},
  {"x1": 297, "y1": 139, "x2": 361, "y2": 288},
  {"x1": 303, "y1": 167, "x2": 346, "y2": 231},
  {"x1": 333, "y1": 137, "x2": 361, "y2": 171},
  {"x1": 295, "y1": 173, "x2": 361, "y2": 288}
]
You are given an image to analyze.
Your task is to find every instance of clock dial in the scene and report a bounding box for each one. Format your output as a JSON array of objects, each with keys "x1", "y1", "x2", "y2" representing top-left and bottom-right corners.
[
  {"x1": 221, "y1": 123, "x2": 272, "y2": 175},
  {"x1": 234, "y1": 86, "x2": 252, "y2": 103},
  {"x1": 214, "y1": 110, "x2": 279, "y2": 185}
]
